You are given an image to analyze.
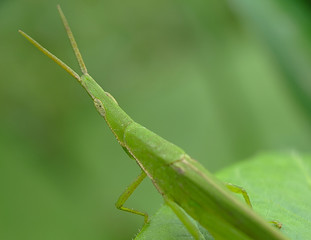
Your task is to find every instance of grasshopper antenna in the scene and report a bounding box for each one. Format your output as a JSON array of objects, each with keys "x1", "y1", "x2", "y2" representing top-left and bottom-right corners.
[
  {"x1": 18, "y1": 30, "x2": 81, "y2": 81},
  {"x1": 57, "y1": 5, "x2": 88, "y2": 75}
]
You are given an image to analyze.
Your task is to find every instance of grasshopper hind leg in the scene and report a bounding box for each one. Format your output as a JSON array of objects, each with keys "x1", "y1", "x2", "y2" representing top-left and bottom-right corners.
[
  {"x1": 226, "y1": 183, "x2": 282, "y2": 229},
  {"x1": 226, "y1": 183, "x2": 252, "y2": 207}
]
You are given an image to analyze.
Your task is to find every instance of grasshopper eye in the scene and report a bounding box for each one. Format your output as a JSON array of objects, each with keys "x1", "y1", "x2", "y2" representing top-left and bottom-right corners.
[{"x1": 93, "y1": 98, "x2": 106, "y2": 117}]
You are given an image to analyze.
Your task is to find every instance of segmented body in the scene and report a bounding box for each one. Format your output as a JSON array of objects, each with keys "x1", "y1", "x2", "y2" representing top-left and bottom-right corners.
[
  {"x1": 19, "y1": 7, "x2": 288, "y2": 237},
  {"x1": 87, "y1": 72, "x2": 285, "y2": 239}
]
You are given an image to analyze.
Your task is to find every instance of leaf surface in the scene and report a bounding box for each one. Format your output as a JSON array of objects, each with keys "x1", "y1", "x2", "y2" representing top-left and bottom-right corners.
[{"x1": 135, "y1": 152, "x2": 311, "y2": 239}]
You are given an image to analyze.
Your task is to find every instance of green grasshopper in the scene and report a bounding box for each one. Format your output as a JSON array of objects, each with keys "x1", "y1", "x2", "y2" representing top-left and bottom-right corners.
[{"x1": 19, "y1": 6, "x2": 288, "y2": 240}]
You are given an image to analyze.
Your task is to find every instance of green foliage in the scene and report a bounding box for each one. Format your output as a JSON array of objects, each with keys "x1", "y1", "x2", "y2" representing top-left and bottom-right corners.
[
  {"x1": 1, "y1": 0, "x2": 311, "y2": 239},
  {"x1": 135, "y1": 204, "x2": 213, "y2": 240},
  {"x1": 136, "y1": 153, "x2": 311, "y2": 239}
]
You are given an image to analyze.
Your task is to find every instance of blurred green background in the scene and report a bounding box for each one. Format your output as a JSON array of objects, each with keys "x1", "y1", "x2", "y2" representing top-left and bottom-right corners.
[{"x1": 1, "y1": 0, "x2": 311, "y2": 239}]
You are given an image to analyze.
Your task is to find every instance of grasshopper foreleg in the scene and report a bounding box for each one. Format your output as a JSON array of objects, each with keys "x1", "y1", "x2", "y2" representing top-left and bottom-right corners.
[
  {"x1": 165, "y1": 197, "x2": 205, "y2": 240},
  {"x1": 115, "y1": 171, "x2": 148, "y2": 223}
]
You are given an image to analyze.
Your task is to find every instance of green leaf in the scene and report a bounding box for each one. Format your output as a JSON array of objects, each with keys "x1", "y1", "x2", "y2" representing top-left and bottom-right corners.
[
  {"x1": 135, "y1": 204, "x2": 213, "y2": 240},
  {"x1": 135, "y1": 152, "x2": 311, "y2": 239}
]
